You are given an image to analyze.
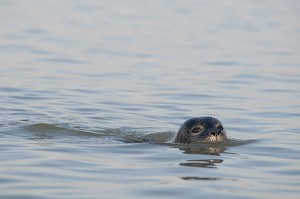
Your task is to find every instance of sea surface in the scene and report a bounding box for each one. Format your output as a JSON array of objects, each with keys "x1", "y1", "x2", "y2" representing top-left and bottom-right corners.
[{"x1": 1, "y1": 0, "x2": 300, "y2": 198}]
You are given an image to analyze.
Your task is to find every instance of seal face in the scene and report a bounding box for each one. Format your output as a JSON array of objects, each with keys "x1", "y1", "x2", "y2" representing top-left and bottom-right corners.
[{"x1": 174, "y1": 117, "x2": 227, "y2": 144}]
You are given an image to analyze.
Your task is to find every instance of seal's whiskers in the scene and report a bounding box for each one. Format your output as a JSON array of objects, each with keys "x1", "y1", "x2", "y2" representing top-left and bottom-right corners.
[{"x1": 203, "y1": 135, "x2": 224, "y2": 143}]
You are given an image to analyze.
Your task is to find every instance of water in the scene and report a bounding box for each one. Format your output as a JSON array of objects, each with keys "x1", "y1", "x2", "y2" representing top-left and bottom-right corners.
[{"x1": 1, "y1": 0, "x2": 300, "y2": 198}]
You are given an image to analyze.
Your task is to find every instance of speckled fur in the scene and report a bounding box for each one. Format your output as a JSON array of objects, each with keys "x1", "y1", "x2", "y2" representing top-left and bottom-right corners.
[{"x1": 174, "y1": 116, "x2": 227, "y2": 144}]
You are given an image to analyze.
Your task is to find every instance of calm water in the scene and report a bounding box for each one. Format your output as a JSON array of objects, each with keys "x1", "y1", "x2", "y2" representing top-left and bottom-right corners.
[{"x1": 1, "y1": 0, "x2": 300, "y2": 198}]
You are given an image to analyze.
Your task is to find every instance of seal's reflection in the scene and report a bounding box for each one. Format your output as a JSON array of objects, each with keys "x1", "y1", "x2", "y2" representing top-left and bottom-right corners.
[
  {"x1": 179, "y1": 158, "x2": 228, "y2": 181},
  {"x1": 181, "y1": 176, "x2": 237, "y2": 181},
  {"x1": 174, "y1": 144, "x2": 226, "y2": 169},
  {"x1": 180, "y1": 159, "x2": 223, "y2": 168},
  {"x1": 175, "y1": 143, "x2": 227, "y2": 155}
]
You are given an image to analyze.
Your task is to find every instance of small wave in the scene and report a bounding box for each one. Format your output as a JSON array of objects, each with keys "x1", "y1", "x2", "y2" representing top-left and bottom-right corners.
[
  {"x1": 23, "y1": 123, "x2": 101, "y2": 137},
  {"x1": 18, "y1": 123, "x2": 175, "y2": 144},
  {"x1": 12, "y1": 123, "x2": 111, "y2": 143},
  {"x1": 120, "y1": 131, "x2": 175, "y2": 143}
]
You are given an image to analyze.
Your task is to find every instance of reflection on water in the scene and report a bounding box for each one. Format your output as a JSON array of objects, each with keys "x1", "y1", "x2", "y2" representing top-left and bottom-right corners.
[
  {"x1": 172, "y1": 139, "x2": 254, "y2": 155},
  {"x1": 181, "y1": 177, "x2": 237, "y2": 181},
  {"x1": 180, "y1": 159, "x2": 224, "y2": 168},
  {"x1": 176, "y1": 144, "x2": 227, "y2": 155}
]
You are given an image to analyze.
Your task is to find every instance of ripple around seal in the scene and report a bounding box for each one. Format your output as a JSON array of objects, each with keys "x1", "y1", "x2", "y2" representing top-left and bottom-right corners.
[
  {"x1": 8, "y1": 122, "x2": 255, "y2": 151},
  {"x1": 21, "y1": 123, "x2": 129, "y2": 143},
  {"x1": 7, "y1": 123, "x2": 173, "y2": 145}
]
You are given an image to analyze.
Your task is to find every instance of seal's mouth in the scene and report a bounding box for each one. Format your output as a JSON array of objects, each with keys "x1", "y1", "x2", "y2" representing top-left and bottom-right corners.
[
  {"x1": 203, "y1": 135, "x2": 224, "y2": 142},
  {"x1": 202, "y1": 132, "x2": 226, "y2": 143}
]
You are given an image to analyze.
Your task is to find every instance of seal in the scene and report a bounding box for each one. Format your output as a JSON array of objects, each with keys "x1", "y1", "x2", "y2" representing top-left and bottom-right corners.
[{"x1": 174, "y1": 116, "x2": 227, "y2": 144}]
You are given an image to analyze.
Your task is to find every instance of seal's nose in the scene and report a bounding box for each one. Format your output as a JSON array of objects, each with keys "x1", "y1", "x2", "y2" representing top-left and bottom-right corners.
[{"x1": 209, "y1": 131, "x2": 222, "y2": 136}]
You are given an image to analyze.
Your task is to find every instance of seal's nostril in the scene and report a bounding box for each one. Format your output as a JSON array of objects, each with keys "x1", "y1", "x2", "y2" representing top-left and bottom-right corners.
[
  {"x1": 210, "y1": 132, "x2": 216, "y2": 136},
  {"x1": 210, "y1": 131, "x2": 223, "y2": 136}
]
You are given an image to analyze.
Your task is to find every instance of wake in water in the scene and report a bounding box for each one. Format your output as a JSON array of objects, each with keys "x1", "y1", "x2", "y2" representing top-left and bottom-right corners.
[{"x1": 1, "y1": 122, "x2": 256, "y2": 154}]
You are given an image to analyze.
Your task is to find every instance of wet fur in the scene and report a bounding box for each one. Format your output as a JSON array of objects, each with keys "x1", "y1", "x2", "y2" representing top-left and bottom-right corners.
[{"x1": 174, "y1": 117, "x2": 226, "y2": 144}]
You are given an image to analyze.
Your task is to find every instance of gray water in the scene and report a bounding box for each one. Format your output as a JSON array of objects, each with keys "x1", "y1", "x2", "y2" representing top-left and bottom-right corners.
[{"x1": 1, "y1": 0, "x2": 300, "y2": 198}]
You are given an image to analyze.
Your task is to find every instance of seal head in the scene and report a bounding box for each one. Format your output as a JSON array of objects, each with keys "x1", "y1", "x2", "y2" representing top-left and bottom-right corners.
[{"x1": 174, "y1": 117, "x2": 227, "y2": 144}]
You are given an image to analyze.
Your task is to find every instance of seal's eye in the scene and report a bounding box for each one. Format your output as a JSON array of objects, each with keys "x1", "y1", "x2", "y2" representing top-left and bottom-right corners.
[
  {"x1": 191, "y1": 126, "x2": 204, "y2": 136},
  {"x1": 216, "y1": 124, "x2": 223, "y2": 131}
]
